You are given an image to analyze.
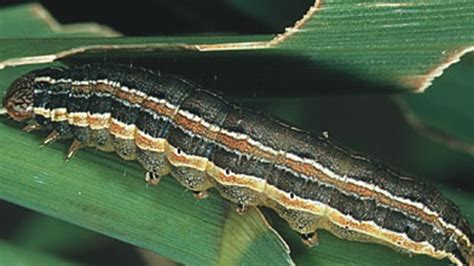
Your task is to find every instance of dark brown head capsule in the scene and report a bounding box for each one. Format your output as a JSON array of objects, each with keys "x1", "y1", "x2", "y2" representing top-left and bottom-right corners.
[{"x1": 3, "y1": 73, "x2": 36, "y2": 121}]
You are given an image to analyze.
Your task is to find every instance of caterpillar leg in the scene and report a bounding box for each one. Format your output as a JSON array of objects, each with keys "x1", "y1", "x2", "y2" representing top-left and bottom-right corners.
[
  {"x1": 236, "y1": 203, "x2": 249, "y2": 215},
  {"x1": 66, "y1": 139, "x2": 82, "y2": 159},
  {"x1": 137, "y1": 150, "x2": 172, "y2": 188},
  {"x1": 145, "y1": 171, "x2": 162, "y2": 186},
  {"x1": 137, "y1": 150, "x2": 171, "y2": 178},
  {"x1": 90, "y1": 129, "x2": 114, "y2": 152},
  {"x1": 211, "y1": 181, "x2": 263, "y2": 211},
  {"x1": 65, "y1": 126, "x2": 97, "y2": 159},
  {"x1": 301, "y1": 232, "x2": 319, "y2": 247},
  {"x1": 170, "y1": 166, "x2": 213, "y2": 196},
  {"x1": 22, "y1": 121, "x2": 42, "y2": 132},
  {"x1": 42, "y1": 121, "x2": 74, "y2": 147},
  {"x1": 266, "y1": 199, "x2": 322, "y2": 246},
  {"x1": 42, "y1": 130, "x2": 61, "y2": 145},
  {"x1": 192, "y1": 190, "x2": 209, "y2": 200},
  {"x1": 112, "y1": 138, "x2": 137, "y2": 160}
]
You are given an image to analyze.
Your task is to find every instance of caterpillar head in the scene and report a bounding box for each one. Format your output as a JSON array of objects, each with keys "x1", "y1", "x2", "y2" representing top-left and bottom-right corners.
[{"x1": 2, "y1": 73, "x2": 35, "y2": 121}]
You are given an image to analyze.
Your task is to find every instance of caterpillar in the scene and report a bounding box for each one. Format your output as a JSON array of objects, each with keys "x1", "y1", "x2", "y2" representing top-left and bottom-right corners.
[{"x1": 2, "y1": 63, "x2": 473, "y2": 265}]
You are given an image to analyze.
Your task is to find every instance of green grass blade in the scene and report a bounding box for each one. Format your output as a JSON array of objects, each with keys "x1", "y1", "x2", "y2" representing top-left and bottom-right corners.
[
  {"x1": 0, "y1": 3, "x2": 119, "y2": 38},
  {"x1": 2, "y1": 2, "x2": 474, "y2": 92},
  {"x1": 398, "y1": 54, "x2": 474, "y2": 156}
]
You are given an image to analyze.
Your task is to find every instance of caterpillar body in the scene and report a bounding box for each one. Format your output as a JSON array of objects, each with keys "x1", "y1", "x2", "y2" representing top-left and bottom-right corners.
[{"x1": 2, "y1": 64, "x2": 473, "y2": 265}]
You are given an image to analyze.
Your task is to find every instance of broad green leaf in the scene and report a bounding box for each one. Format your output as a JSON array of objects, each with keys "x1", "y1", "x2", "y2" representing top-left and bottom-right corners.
[
  {"x1": 0, "y1": 3, "x2": 119, "y2": 38},
  {"x1": 1, "y1": 1, "x2": 473, "y2": 93},
  {"x1": 278, "y1": 0, "x2": 474, "y2": 91},
  {"x1": 398, "y1": 54, "x2": 474, "y2": 156}
]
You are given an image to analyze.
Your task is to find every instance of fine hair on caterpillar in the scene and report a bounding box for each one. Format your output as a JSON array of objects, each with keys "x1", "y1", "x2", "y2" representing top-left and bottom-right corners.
[{"x1": 2, "y1": 63, "x2": 473, "y2": 266}]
